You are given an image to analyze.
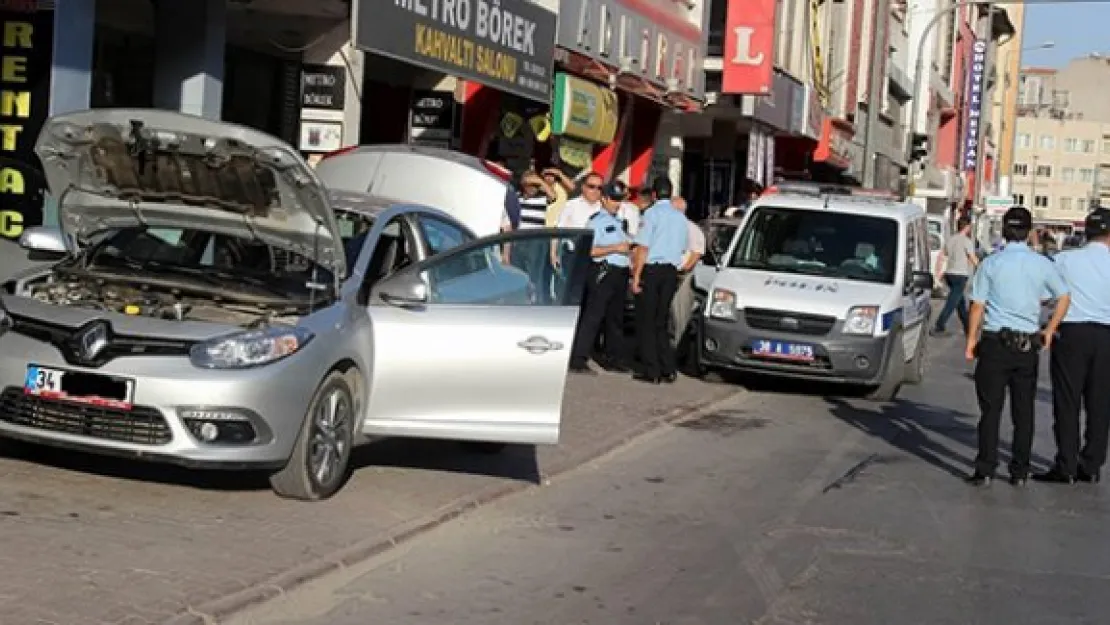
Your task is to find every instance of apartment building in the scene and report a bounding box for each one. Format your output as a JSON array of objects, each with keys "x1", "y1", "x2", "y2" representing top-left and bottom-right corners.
[{"x1": 1010, "y1": 56, "x2": 1110, "y2": 222}]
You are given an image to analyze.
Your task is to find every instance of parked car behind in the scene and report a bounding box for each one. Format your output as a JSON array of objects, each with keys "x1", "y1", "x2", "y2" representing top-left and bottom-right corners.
[{"x1": 0, "y1": 109, "x2": 594, "y2": 501}]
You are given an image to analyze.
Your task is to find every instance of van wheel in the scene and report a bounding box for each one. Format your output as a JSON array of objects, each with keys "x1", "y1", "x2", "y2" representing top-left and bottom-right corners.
[
  {"x1": 461, "y1": 442, "x2": 508, "y2": 455},
  {"x1": 866, "y1": 339, "x2": 905, "y2": 402},
  {"x1": 270, "y1": 371, "x2": 356, "y2": 501},
  {"x1": 904, "y1": 333, "x2": 928, "y2": 385}
]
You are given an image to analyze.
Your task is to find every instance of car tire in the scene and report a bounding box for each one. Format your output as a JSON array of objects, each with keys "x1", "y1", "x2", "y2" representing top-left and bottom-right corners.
[
  {"x1": 460, "y1": 442, "x2": 508, "y2": 455},
  {"x1": 270, "y1": 371, "x2": 356, "y2": 501},
  {"x1": 904, "y1": 332, "x2": 928, "y2": 385},
  {"x1": 865, "y1": 338, "x2": 905, "y2": 402}
]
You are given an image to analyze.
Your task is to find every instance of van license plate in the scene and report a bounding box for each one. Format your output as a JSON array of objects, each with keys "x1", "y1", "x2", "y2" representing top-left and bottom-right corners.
[
  {"x1": 751, "y1": 340, "x2": 815, "y2": 362},
  {"x1": 24, "y1": 365, "x2": 135, "y2": 410}
]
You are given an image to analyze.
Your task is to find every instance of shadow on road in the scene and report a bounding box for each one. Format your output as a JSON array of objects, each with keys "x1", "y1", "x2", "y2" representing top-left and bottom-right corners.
[{"x1": 0, "y1": 436, "x2": 540, "y2": 493}]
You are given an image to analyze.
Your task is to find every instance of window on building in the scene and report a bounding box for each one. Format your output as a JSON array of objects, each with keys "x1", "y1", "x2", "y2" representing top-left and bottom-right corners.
[
  {"x1": 1083, "y1": 140, "x2": 1096, "y2": 153},
  {"x1": 1062, "y1": 167, "x2": 1076, "y2": 182},
  {"x1": 1017, "y1": 133, "x2": 1032, "y2": 148},
  {"x1": 1013, "y1": 163, "x2": 1028, "y2": 176},
  {"x1": 1078, "y1": 197, "x2": 1090, "y2": 210},
  {"x1": 1034, "y1": 195, "x2": 1049, "y2": 208},
  {"x1": 1054, "y1": 90, "x2": 1070, "y2": 109},
  {"x1": 1103, "y1": 139, "x2": 1110, "y2": 154},
  {"x1": 1040, "y1": 135, "x2": 1056, "y2": 150},
  {"x1": 1036, "y1": 165, "x2": 1053, "y2": 178},
  {"x1": 1061, "y1": 197, "x2": 1073, "y2": 212},
  {"x1": 1013, "y1": 193, "x2": 1026, "y2": 206},
  {"x1": 1065, "y1": 138, "x2": 1080, "y2": 152},
  {"x1": 1081, "y1": 168, "x2": 1096, "y2": 183}
]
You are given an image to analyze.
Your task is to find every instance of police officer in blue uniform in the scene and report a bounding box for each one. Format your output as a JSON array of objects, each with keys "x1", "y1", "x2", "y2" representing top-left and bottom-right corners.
[
  {"x1": 630, "y1": 177, "x2": 690, "y2": 384},
  {"x1": 965, "y1": 206, "x2": 1072, "y2": 486},
  {"x1": 569, "y1": 181, "x2": 633, "y2": 375},
  {"x1": 1035, "y1": 208, "x2": 1110, "y2": 484}
]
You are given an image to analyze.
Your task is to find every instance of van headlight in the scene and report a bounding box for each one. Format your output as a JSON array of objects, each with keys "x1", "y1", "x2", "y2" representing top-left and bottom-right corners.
[
  {"x1": 708, "y1": 289, "x2": 739, "y2": 320},
  {"x1": 190, "y1": 327, "x2": 315, "y2": 369},
  {"x1": 843, "y1": 306, "x2": 879, "y2": 336}
]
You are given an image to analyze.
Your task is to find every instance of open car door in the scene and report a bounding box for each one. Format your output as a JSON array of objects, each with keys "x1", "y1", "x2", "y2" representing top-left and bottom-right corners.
[{"x1": 362, "y1": 228, "x2": 594, "y2": 445}]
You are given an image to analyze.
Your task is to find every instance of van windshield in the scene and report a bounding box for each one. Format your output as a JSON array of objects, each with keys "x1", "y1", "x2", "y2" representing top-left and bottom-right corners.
[{"x1": 728, "y1": 205, "x2": 899, "y2": 284}]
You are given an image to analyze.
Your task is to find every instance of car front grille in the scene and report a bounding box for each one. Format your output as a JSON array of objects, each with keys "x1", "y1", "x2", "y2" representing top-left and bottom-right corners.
[
  {"x1": 744, "y1": 308, "x2": 837, "y2": 336},
  {"x1": 0, "y1": 387, "x2": 173, "y2": 446},
  {"x1": 8, "y1": 315, "x2": 193, "y2": 368}
]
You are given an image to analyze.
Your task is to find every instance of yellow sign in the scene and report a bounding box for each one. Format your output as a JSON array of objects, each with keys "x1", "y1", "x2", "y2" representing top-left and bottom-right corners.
[
  {"x1": 552, "y1": 73, "x2": 619, "y2": 145},
  {"x1": 557, "y1": 137, "x2": 593, "y2": 171},
  {"x1": 499, "y1": 112, "x2": 523, "y2": 138}
]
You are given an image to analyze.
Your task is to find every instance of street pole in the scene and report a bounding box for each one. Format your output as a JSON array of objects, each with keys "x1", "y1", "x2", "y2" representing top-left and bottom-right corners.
[
  {"x1": 972, "y1": 4, "x2": 995, "y2": 210},
  {"x1": 861, "y1": 0, "x2": 892, "y2": 188}
]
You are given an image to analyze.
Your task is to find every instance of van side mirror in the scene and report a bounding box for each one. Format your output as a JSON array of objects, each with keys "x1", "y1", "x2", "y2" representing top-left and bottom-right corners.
[{"x1": 19, "y1": 226, "x2": 68, "y2": 260}]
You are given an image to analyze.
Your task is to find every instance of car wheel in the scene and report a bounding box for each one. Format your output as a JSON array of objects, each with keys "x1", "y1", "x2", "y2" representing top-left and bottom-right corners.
[
  {"x1": 270, "y1": 371, "x2": 356, "y2": 501},
  {"x1": 903, "y1": 332, "x2": 928, "y2": 385},
  {"x1": 865, "y1": 339, "x2": 905, "y2": 402},
  {"x1": 461, "y1": 442, "x2": 508, "y2": 455}
]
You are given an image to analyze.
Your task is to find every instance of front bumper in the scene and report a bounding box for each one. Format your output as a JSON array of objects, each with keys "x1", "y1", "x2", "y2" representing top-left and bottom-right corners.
[
  {"x1": 698, "y1": 314, "x2": 893, "y2": 385},
  {"x1": 0, "y1": 330, "x2": 323, "y2": 469}
]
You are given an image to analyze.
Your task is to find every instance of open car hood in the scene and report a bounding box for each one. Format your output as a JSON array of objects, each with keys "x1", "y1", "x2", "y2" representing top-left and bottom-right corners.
[{"x1": 34, "y1": 109, "x2": 345, "y2": 276}]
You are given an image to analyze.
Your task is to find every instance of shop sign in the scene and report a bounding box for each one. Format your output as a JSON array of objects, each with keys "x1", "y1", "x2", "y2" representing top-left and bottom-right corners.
[
  {"x1": 556, "y1": 0, "x2": 708, "y2": 102},
  {"x1": 751, "y1": 70, "x2": 794, "y2": 131},
  {"x1": 813, "y1": 118, "x2": 854, "y2": 170},
  {"x1": 556, "y1": 137, "x2": 594, "y2": 173},
  {"x1": 409, "y1": 89, "x2": 455, "y2": 145},
  {"x1": 746, "y1": 130, "x2": 761, "y2": 182},
  {"x1": 788, "y1": 76, "x2": 806, "y2": 135},
  {"x1": 961, "y1": 39, "x2": 987, "y2": 172},
  {"x1": 722, "y1": 0, "x2": 776, "y2": 95},
  {"x1": 300, "y1": 64, "x2": 346, "y2": 111},
  {"x1": 353, "y1": 0, "x2": 557, "y2": 103},
  {"x1": 0, "y1": 3, "x2": 53, "y2": 241},
  {"x1": 551, "y1": 73, "x2": 619, "y2": 145},
  {"x1": 764, "y1": 133, "x2": 776, "y2": 187}
]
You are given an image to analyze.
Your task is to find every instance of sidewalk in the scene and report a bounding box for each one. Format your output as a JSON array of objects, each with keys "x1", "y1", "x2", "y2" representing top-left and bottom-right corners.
[{"x1": 0, "y1": 373, "x2": 739, "y2": 625}]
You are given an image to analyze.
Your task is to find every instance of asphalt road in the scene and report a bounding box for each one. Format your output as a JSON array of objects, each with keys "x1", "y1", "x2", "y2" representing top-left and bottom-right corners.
[{"x1": 227, "y1": 334, "x2": 1110, "y2": 625}]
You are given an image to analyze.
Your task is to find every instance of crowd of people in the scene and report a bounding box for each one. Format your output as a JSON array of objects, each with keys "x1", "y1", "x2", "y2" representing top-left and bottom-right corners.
[
  {"x1": 499, "y1": 166, "x2": 706, "y2": 384},
  {"x1": 935, "y1": 205, "x2": 1110, "y2": 487}
]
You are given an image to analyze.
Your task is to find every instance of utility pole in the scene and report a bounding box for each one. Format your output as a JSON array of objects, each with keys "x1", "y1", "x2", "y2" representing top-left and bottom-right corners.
[
  {"x1": 861, "y1": 0, "x2": 892, "y2": 188},
  {"x1": 972, "y1": 4, "x2": 995, "y2": 210}
]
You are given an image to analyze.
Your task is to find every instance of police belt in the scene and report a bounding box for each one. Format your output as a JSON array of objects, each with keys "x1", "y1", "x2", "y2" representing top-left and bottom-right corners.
[
  {"x1": 592, "y1": 260, "x2": 627, "y2": 271},
  {"x1": 984, "y1": 328, "x2": 1042, "y2": 353}
]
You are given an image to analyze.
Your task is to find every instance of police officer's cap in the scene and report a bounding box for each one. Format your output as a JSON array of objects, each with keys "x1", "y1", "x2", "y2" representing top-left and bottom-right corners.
[
  {"x1": 602, "y1": 180, "x2": 628, "y2": 200},
  {"x1": 1002, "y1": 206, "x2": 1033, "y2": 230},
  {"x1": 651, "y1": 176, "x2": 674, "y2": 199},
  {"x1": 1084, "y1": 207, "x2": 1110, "y2": 236}
]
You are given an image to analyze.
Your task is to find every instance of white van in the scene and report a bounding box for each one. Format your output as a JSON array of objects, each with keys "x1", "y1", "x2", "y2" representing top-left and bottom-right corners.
[{"x1": 695, "y1": 186, "x2": 934, "y2": 401}]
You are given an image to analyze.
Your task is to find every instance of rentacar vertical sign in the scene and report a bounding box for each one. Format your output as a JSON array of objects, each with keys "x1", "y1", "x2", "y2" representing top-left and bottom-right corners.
[
  {"x1": 550, "y1": 73, "x2": 619, "y2": 145},
  {"x1": 0, "y1": 3, "x2": 53, "y2": 241}
]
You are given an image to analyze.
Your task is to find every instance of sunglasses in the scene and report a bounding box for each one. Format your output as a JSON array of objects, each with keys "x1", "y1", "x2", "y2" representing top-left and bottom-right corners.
[{"x1": 584, "y1": 183, "x2": 602, "y2": 190}]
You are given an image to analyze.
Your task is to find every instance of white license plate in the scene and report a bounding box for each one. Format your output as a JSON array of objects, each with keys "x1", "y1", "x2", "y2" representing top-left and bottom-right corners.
[
  {"x1": 751, "y1": 340, "x2": 816, "y2": 362},
  {"x1": 23, "y1": 364, "x2": 135, "y2": 410}
]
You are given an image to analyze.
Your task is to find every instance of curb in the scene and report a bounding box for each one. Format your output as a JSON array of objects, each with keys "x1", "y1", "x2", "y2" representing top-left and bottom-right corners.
[{"x1": 165, "y1": 388, "x2": 745, "y2": 625}]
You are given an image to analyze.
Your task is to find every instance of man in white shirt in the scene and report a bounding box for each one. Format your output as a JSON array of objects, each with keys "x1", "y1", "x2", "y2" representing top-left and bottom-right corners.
[
  {"x1": 670, "y1": 196, "x2": 707, "y2": 349},
  {"x1": 552, "y1": 172, "x2": 605, "y2": 288}
]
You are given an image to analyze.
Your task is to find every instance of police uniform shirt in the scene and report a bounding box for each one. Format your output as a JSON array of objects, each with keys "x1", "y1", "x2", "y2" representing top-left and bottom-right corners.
[
  {"x1": 589, "y1": 210, "x2": 631, "y2": 267},
  {"x1": 969, "y1": 241, "x2": 1069, "y2": 333},
  {"x1": 633, "y1": 199, "x2": 689, "y2": 267},
  {"x1": 1053, "y1": 240, "x2": 1110, "y2": 324}
]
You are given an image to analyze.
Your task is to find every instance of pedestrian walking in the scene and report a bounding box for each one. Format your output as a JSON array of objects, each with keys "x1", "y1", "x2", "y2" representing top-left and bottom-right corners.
[
  {"x1": 932, "y1": 216, "x2": 979, "y2": 336},
  {"x1": 568, "y1": 181, "x2": 633, "y2": 375},
  {"x1": 630, "y1": 177, "x2": 690, "y2": 384},
  {"x1": 964, "y1": 206, "x2": 1071, "y2": 487},
  {"x1": 1035, "y1": 208, "x2": 1110, "y2": 485}
]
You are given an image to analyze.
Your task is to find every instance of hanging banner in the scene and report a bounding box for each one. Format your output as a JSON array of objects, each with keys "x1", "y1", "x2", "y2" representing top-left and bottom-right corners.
[
  {"x1": 551, "y1": 73, "x2": 619, "y2": 145},
  {"x1": 961, "y1": 39, "x2": 987, "y2": 172},
  {"x1": 764, "y1": 135, "x2": 776, "y2": 187},
  {"x1": 722, "y1": 0, "x2": 777, "y2": 94},
  {"x1": 746, "y1": 131, "x2": 760, "y2": 182},
  {"x1": 0, "y1": 3, "x2": 54, "y2": 241}
]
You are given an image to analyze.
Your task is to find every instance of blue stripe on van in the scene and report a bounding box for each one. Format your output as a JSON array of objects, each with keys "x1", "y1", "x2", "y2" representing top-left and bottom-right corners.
[{"x1": 882, "y1": 308, "x2": 903, "y2": 332}]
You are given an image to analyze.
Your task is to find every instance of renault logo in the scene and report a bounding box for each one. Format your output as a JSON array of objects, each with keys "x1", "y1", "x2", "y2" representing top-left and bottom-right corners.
[{"x1": 76, "y1": 321, "x2": 110, "y2": 362}]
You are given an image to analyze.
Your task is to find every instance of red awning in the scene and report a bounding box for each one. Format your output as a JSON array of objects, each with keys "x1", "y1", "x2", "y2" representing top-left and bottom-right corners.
[{"x1": 812, "y1": 118, "x2": 855, "y2": 169}]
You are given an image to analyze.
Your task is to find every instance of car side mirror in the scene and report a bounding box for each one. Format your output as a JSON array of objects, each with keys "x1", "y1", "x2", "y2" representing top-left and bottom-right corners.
[
  {"x1": 910, "y1": 271, "x2": 934, "y2": 292},
  {"x1": 19, "y1": 226, "x2": 68, "y2": 259},
  {"x1": 376, "y1": 272, "x2": 429, "y2": 308}
]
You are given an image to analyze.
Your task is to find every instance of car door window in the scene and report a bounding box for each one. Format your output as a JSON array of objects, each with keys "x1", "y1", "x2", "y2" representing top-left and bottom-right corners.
[
  {"x1": 420, "y1": 232, "x2": 592, "y2": 306},
  {"x1": 364, "y1": 217, "x2": 416, "y2": 287},
  {"x1": 419, "y1": 216, "x2": 473, "y2": 256}
]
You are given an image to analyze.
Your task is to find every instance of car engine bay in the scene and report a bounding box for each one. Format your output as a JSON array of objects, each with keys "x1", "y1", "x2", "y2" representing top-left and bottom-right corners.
[{"x1": 19, "y1": 274, "x2": 302, "y2": 328}]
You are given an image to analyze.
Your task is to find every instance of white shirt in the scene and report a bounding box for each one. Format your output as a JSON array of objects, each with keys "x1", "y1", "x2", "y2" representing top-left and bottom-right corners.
[
  {"x1": 618, "y1": 202, "x2": 641, "y2": 236},
  {"x1": 681, "y1": 218, "x2": 706, "y2": 268},
  {"x1": 556, "y1": 196, "x2": 601, "y2": 229}
]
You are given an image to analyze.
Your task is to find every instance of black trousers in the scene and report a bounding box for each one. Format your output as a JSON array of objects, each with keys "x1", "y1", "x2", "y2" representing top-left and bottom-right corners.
[
  {"x1": 635, "y1": 263, "x2": 679, "y2": 378},
  {"x1": 571, "y1": 264, "x2": 629, "y2": 368},
  {"x1": 1049, "y1": 322, "x2": 1110, "y2": 475},
  {"x1": 974, "y1": 333, "x2": 1039, "y2": 477}
]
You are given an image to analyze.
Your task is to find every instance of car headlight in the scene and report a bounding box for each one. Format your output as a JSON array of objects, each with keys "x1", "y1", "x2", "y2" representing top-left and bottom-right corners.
[
  {"x1": 708, "y1": 289, "x2": 739, "y2": 320},
  {"x1": 189, "y1": 326, "x2": 314, "y2": 369},
  {"x1": 843, "y1": 306, "x2": 879, "y2": 336}
]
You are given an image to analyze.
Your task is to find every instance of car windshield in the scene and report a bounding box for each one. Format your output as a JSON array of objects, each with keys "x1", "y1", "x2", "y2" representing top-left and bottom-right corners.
[
  {"x1": 728, "y1": 205, "x2": 899, "y2": 284},
  {"x1": 84, "y1": 227, "x2": 337, "y2": 296}
]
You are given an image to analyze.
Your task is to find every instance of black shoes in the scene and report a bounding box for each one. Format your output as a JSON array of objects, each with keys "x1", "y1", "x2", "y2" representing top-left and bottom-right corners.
[
  {"x1": 662, "y1": 372, "x2": 677, "y2": 384},
  {"x1": 568, "y1": 364, "x2": 597, "y2": 376},
  {"x1": 965, "y1": 473, "x2": 993, "y2": 487},
  {"x1": 1010, "y1": 474, "x2": 1029, "y2": 487},
  {"x1": 1077, "y1": 467, "x2": 1102, "y2": 484},
  {"x1": 1032, "y1": 468, "x2": 1075, "y2": 485},
  {"x1": 632, "y1": 372, "x2": 661, "y2": 384}
]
